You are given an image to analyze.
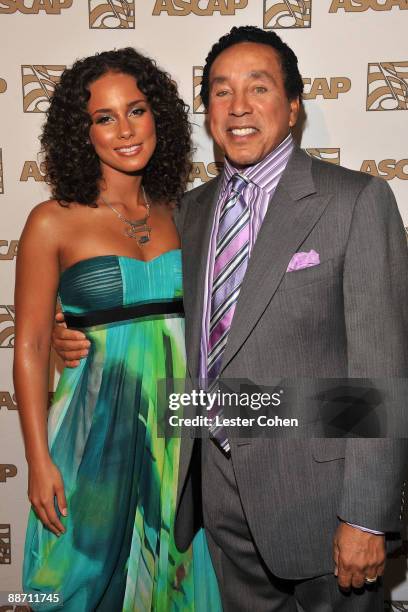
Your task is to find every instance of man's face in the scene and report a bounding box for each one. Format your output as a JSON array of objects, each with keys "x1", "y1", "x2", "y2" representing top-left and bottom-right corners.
[{"x1": 207, "y1": 42, "x2": 299, "y2": 167}]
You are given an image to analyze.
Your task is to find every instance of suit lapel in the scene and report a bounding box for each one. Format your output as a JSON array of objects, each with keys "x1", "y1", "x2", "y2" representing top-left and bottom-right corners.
[
  {"x1": 220, "y1": 148, "x2": 332, "y2": 373},
  {"x1": 181, "y1": 176, "x2": 223, "y2": 379}
]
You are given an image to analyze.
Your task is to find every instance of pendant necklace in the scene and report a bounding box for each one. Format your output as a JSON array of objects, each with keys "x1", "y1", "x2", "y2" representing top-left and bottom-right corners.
[{"x1": 101, "y1": 187, "x2": 151, "y2": 246}]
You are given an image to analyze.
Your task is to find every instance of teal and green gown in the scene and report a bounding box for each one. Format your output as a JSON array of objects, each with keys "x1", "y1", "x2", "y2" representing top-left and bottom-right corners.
[{"x1": 23, "y1": 251, "x2": 222, "y2": 612}]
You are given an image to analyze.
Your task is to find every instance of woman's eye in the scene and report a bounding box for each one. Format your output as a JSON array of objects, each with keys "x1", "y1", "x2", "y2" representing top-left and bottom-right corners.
[
  {"x1": 95, "y1": 115, "x2": 112, "y2": 125},
  {"x1": 254, "y1": 86, "x2": 267, "y2": 94},
  {"x1": 215, "y1": 90, "x2": 228, "y2": 97},
  {"x1": 130, "y1": 107, "x2": 146, "y2": 116}
]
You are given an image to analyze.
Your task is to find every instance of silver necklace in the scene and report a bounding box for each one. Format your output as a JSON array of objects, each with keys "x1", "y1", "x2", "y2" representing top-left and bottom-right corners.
[{"x1": 101, "y1": 186, "x2": 151, "y2": 245}]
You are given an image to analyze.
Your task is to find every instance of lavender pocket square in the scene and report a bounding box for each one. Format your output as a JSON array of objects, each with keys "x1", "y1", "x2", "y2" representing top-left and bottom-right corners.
[{"x1": 286, "y1": 250, "x2": 320, "y2": 272}]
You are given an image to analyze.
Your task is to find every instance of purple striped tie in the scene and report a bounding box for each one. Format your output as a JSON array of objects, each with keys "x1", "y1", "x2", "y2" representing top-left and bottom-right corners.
[{"x1": 207, "y1": 173, "x2": 250, "y2": 453}]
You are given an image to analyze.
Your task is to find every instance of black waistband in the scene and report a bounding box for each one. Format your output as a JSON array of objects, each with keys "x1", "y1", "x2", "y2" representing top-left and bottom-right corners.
[{"x1": 64, "y1": 299, "x2": 184, "y2": 329}]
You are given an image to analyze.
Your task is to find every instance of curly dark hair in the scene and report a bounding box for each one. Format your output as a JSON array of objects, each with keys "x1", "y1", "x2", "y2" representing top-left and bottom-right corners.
[
  {"x1": 41, "y1": 47, "x2": 192, "y2": 205},
  {"x1": 200, "y1": 26, "x2": 304, "y2": 109}
]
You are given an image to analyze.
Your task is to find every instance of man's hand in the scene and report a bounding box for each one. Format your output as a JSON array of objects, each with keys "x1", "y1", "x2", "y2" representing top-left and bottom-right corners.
[
  {"x1": 52, "y1": 312, "x2": 90, "y2": 368},
  {"x1": 333, "y1": 522, "x2": 385, "y2": 589}
]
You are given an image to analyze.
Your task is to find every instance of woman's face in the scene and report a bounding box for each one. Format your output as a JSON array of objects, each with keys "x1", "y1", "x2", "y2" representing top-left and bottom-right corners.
[{"x1": 88, "y1": 71, "x2": 157, "y2": 177}]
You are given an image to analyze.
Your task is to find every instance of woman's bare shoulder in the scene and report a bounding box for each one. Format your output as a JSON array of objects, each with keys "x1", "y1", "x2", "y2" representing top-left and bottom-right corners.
[
  {"x1": 28, "y1": 198, "x2": 64, "y2": 218},
  {"x1": 25, "y1": 199, "x2": 81, "y2": 232}
]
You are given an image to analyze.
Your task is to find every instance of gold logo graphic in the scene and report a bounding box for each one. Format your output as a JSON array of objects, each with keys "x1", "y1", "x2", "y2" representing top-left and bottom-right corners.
[
  {"x1": 329, "y1": 0, "x2": 408, "y2": 12},
  {"x1": 0, "y1": 306, "x2": 15, "y2": 349},
  {"x1": 153, "y1": 0, "x2": 248, "y2": 16},
  {"x1": 189, "y1": 161, "x2": 223, "y2": 184},
  {"x1": 0, "y1": 465, "x2": 17, "y2": 483},
  {"x1": 303, "y1": 77, "x2": 351, "y2": 99},
  {"x1": 21, "y1": 65, "x2": 65, "y2": 113},
  {"x1": 0, "y1": 79, "x2": 6, "y2": 94},
  {"x1": 89, "y1": 0, "x2": 135, "y2": 29},
  {"x1": 306, "y1": 148, "x2": 340, "y2": 165},
  {"x1": 366, "y1": 62, "x2": 408, "y2": 111},
  {"x1": 361, "y1": 159, "x2": 408, "y2": 180},
  {"x1": 0, "y1": 0, "x2": 73, "y2": 13},
  {"x1": 0, "y1": 524, "x2": 11, "y2": 564},
  {"x1": 0, "y1": 149, "x2": 3, "y2": 194},
  {"x1": 193, "y1": 66, "x2": 205, "y2": 114},
  {"x1": 0, "y1": 241, "x2": 18, "y2": 260},
  {"x1": 20, "y1": 161, "x2": 46, "y2": 182},
  {"x1": 264, "y1": 0, "x2": 311, "y2": 29},
  {"x1": 0, "y1": 391, "x2": 17, "y2": 411}
]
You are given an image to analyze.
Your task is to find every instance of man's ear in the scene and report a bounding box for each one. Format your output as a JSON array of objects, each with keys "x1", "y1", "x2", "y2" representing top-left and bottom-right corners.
[{"x1": 289, "y1": 96, "x2": 300, "y2": 128}]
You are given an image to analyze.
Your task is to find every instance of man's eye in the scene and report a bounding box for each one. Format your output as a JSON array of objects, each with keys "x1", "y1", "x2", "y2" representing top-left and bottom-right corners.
[{"x1": 254, "y1": 86, "x2": 267, "y2": 94}]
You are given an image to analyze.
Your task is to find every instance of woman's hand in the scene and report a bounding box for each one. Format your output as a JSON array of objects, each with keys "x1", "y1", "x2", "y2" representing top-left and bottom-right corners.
[
  {"x1": 52, "y1": 311, "x2": 90, "y2": 368},
  {"x1": 28, "y1": 457, "x2": 68, "y2": 537}
]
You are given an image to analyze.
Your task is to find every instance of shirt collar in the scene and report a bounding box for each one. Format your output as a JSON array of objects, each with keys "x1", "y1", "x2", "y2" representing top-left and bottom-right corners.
[{"x1": 221, "y1": 133, "x2": 294, "y2": 195}]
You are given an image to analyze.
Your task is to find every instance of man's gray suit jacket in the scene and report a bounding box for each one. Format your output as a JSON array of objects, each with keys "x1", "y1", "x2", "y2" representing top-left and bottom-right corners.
[{"x1": 174, "y1": 146, "x2": 408, "y2": 580}]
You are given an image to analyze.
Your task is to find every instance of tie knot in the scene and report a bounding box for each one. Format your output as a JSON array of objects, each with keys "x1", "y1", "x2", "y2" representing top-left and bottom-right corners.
[{"x1": 230, "y1": 173, "x2": 249, "y2": 195}]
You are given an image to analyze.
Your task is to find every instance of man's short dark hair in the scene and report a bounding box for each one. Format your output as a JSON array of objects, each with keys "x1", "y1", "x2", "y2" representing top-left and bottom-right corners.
[{"x1": 200, "y1": 25, "x2": 304, "y2": 109}]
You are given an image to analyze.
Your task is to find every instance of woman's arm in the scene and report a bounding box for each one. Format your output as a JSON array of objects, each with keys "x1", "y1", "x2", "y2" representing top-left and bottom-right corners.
[{"x1": 14, "y1": 202, "x2": 67, "y2": 536}]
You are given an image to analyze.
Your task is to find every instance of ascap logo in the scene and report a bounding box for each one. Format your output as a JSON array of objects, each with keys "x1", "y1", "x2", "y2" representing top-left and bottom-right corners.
[
  {"x1": 89, "y1": 0, "x2": 135, "y2": 29},
  {"x1": 0, "y1": 392, "x2": 17, "y2": 411},
  {"x1": 366, "y1": 62, "x2": 408, "y2": 111},
  {"x1": 20, "y1": 161, "x2": 46, "y2": 182},
  {"x1": 22, "y1": 65, "x2": 65, "y2": 113},
  {"x1": 264, "y1": 0, "x2": 311, "y2": 29},
  {"x1": 329, "y1": 0, "x2": 408, "y2": 12},
  {"x1": 0, "y1": 149, "x2": 3, "y2": 194},
  {"x1": 0, "y1": 241, "x2": 18, "y2": 260},
  {"x1": 152, "y1": 0, "x2": 248, "y2": 16},
  {"x1": 0, "y1": 79, "x2": 6, "y2": 94},
  {"x1": 193, "y1": 66, "x2": 204, "y2": 113},
  {"x1": 303, "y1": 77, "x2": 351, "y2": 99},
  {"x1": 189, "y1": 161, "x2": 223, "y2": 184},
  {"x1": 0, "y1": 0, "x2": 72, "y2": 14},
  {"x1": 306, "y1": 148, "x2": 340, "y2": 165},
  {"x1": 0, "y1": 306, "x2": 15, "y2": 348},
  {"x1": 360, "y1": 159, "x2": 408, "y2": 180},
  {"x1": 0, "y1": 524, "x2": 11, "y2": 564},
  {"x1": 0, "y1": 465, "x2": 17, "y2": 483}
]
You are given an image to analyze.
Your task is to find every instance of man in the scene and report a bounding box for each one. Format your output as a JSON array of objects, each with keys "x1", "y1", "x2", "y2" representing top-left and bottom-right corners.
[{"x1": 54, "y1": 27, "x2": 408, "y2": 611}]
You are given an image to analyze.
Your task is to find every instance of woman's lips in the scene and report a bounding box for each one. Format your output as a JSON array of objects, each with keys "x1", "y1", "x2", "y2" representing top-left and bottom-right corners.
[{"x1": 115, "y1": 144, "x2": 142, "y2": 156}]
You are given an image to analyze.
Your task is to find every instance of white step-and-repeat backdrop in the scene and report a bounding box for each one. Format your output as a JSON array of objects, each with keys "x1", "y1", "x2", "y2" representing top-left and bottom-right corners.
[{"x1": 0, "y1": 1, "x2": 407, "y2": 609}]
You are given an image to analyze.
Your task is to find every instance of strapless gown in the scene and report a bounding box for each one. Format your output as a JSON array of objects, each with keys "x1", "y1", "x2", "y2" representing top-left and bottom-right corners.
[{"x1": 23, "y1": 251, "x2": 221, "y2": 612}]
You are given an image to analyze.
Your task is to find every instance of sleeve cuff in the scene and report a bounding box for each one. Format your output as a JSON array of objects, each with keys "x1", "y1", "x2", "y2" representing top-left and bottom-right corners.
[{"x1": 341, "y1": 518, "x2": 384, "y2": 535}]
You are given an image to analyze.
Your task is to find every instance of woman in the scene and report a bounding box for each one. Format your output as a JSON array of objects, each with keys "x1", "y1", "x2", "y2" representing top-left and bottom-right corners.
[{"x1": 14, "y1": 48, "x2": 221, "y2": 611}]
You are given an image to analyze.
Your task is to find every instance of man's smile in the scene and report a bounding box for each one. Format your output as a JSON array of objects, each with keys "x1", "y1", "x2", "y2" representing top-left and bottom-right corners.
[{"x1": 228, "y1": 127, "x2": 259, "y2": 137}]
